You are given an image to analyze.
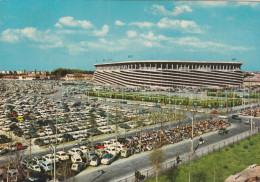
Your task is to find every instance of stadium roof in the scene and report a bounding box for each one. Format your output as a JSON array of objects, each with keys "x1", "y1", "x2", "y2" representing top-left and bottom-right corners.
[{"x1": 94, "y1": 60, "x2": 243, "y2": 66}]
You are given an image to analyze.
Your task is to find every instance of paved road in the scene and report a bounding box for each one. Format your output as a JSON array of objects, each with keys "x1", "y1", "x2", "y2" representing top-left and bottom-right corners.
[
  {"x1": 73, "y1": 119, "x2": 259, "y2": 182},
  {"x1": 69, "y1": 105, "x2": 260, "y2": 182}
]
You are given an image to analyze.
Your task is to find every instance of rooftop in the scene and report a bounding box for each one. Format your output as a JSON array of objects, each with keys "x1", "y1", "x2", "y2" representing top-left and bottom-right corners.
[{"x1": 94, "y1": 60, "x2": 243, "y2": 66}]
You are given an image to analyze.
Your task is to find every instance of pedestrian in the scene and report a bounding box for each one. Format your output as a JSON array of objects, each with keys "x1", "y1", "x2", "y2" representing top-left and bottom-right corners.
[{"x1": 137, "y1": 170, "x2": 141, "y2": 182}]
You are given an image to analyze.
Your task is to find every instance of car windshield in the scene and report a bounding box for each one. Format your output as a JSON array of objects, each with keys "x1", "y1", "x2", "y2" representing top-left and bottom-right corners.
[{"x1": 104, "y1": 154, "x2": 111, "y2": 159}]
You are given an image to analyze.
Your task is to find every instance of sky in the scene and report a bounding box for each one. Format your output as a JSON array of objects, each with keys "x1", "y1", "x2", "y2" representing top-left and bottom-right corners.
[{"x1": 0, "y1": 0, "x2": 260, "y2": 72}]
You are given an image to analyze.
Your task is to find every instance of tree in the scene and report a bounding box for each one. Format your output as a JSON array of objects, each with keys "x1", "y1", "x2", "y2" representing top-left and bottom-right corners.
[{"x1": 149, "y1": 147, "x2": 166, "y2": 182}]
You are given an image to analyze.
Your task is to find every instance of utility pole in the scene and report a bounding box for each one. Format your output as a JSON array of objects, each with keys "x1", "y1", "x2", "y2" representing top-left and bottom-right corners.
[
  {"x1": 189, "y1": 111, "x2": 196, "y2": 182},
  {"x1": 251, "y1": 105, "x2": 253, "y2": 131},
  {"x1": 50, "y1": 144, "x2": 56, "y2": 182}
]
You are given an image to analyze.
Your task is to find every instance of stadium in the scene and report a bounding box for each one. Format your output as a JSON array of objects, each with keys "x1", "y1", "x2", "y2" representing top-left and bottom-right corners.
[{"x1": 94, "y1": 60, "x2": 243, "y2": 88}]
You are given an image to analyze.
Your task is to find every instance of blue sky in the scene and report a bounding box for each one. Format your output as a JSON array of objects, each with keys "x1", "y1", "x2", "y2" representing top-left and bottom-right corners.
[{"x1": 0, "y1": 0, "x2": 259, "y2": 71}]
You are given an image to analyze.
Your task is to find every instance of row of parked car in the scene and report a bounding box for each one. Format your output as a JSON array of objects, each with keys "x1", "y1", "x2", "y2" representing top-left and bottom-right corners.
[{"x1": 238, "y1": 107, "x2": 260, "y2": 117}]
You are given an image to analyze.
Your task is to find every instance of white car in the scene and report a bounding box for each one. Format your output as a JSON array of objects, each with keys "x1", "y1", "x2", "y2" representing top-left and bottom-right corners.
[
  {"x1": 99, "y1": 126, "x2": 113, "y2": 133},
  {"x1": 28, "y1": 164, "x2": 41, "y2": 172},
  {"x1": 56, "y1": 151, "x2": 69, "y2": 161},
  {"x1": 39, "y1": 161, "x2": 52, "y2": 172},
  {"x1": 68, "y1": 148, "x2": 82, "y2": 156},
  {"x1": 71, "y1": 154, "x2": 82, "y2": 163},
  {"x1": 89, "y1": 156, "x2": 100, "y2": 166},
  {"x1": 32, "y1": 156, "x2": 43, "y2": 165},
  {"x1": 43, "y1": 154, "x2": 59, "y2": 163},
  {"x1": 2, "y1": 126, "x2": 10, "y2": 131},
  {"x1": 79, "y1": 146, "x2": 88, "y2": 154},
  {"x1": 105, "y1": 146, "x2": 117, "y2": 156},
  {"x1": 116, "y1": 144, "x2": 125, "y2": 152},
  {"x1": 101, "y1": 153, "x2": 116, "y2": 165}
]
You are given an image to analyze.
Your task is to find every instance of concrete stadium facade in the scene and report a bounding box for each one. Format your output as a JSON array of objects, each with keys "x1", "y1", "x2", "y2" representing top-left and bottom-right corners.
[{"x1": 94, "y1": 60, "x2": 243, "y2": 88}]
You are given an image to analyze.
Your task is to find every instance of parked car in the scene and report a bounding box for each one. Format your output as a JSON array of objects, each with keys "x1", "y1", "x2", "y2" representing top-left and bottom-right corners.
[
  {"x1": 101, "y1": 153, "x2": 116, "y2": 165},
  {"x1": 56, "y1": 151, "x2": 69, "y2": 161},
  {"x1": 71, "y1": 162, "x2": 86, "y2": 172},
  {"x1": 39, "y1": 161, "x2": 52, "y2": 172},
  {"x1": 28, "y1": 164, "x2": 41, "y2": 172},
  {"x1": 21, "y1": 159, "x2": 34, "y2": 168},
  {"x1": 121, "y1": 148, "x2": 131, "y2": 158},
  {"x1": 32, "y1": 156, "x2": 43, "y2": 165},
  {"x1": 68, "y1": 148, "x2": 82, "y2": 156},
  {"x1": 89, "y1": 156, "x2": 100, "y2": 166},
  {"x1": 43, "y1": 154, "x2": 59, "y2": 163},
  {"x1": 95, "y1": 149, "x2": 107, "y2": 158},
  {"x1": 71, "y1": 154, "x2": 82, "y2": 163},
  {"x1": 211, "y1": 110, "x2": 218, "y2": 114}
]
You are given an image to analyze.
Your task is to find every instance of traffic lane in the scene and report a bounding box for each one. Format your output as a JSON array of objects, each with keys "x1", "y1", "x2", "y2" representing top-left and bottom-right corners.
[{"x1": 75, "y1": 123, "x2": 250, "y2": 182}]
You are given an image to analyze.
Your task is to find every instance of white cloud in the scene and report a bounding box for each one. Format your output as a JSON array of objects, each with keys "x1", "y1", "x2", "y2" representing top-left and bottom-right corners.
[
  {"x1": 140, "y1": 31, "x2": 166, "y2": 41},
  {"x1": 126, "y1": 30, "x2": 137, "y2": 38},
  {"x1": 115, "y1": 20, "x2": 125, "y2": 26},
  {"x1": 55, "y1": 16, "x2": 93, "y2": 29},
  {"x1": 170, "y1": 36, "x2": 254, "y2": 52},
  {"x1": 1, "y1": 27, "x2": 63, "y2": 48},
  {"x1": 66, "y1": 44, "x2": 88, "y2": 55},
  {"x1": 151, "y1": 4, "x2": 192, "y2": 16},
  {"x1": 157, "y1": 17, "x2": 202, "y2": 34},
  {"x1": 236, "y1": 2, "x2": 259, "y2": 8},
  {"x1": 129, "y1": 21, "x2": 155, "y2": 28},
  {"x1": 196, "y1": 2, "x2": 227, "y2": 8},
  {"x1": 85, "y1": 38, "x2": 126, "y2": 52},
  {"x1": 93, "y1": 24, "x2": 109, "y2": 36},
  {"x1": 1, "y1": 29, "x2": 20, "y2": 43},
  {"x1": 141, "y1": 40, "x2": 161, "y2": 48}
]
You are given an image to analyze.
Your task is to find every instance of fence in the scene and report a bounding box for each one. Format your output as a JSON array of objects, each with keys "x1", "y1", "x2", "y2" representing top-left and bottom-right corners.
[{"x1": 116, "y1": 127, "x2": 260, "y2": 182}]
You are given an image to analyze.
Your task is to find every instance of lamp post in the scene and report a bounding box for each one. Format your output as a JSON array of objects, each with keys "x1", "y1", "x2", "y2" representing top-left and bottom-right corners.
[
  {"x1": 251, "y1": 105, "x2": 253, "y2": 131},
  {"x1": 188, "y1": 110, "x2": 196, "y2": 182},
  {"x1": 50, "y1": 144, "x2": 56, "y2": 182}
]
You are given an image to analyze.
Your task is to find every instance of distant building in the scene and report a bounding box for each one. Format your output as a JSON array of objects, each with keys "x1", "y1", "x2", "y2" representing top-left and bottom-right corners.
[
  {"x1": 94, "y1": 60, "x2": 244, "y2": 88},
  {"x1": 2, "y1": 75, "x2": 19, "y2": 80},
  {"x1": 18, "y1": 75, "x2": 36, "y2": 80},
  {"x1": 61, "y1": 73, "x2": 93, "y2": 80},
  {"x1": 243, "y1": 72, "x2": 260, "y2": 87}
]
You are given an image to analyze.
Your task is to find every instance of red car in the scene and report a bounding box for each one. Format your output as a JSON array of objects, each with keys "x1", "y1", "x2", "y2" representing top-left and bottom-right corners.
[
  {"x1": 15, "y1": 142, "x2": 23, "y2": 150},
  {"x1": 211, "y1": 110, "x2": 218, "y2": 114},
  {"x1": 94, "y1": 143, "x2": 105, "y2": 149},
  {"x1": 12, "y1": 113, "x2": 18, "y2": 117}
]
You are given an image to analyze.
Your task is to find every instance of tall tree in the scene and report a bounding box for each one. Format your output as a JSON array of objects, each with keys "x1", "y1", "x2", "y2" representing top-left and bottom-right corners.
[{"x1": 149, "y1": 147, "x2": 166, "y2": 182}]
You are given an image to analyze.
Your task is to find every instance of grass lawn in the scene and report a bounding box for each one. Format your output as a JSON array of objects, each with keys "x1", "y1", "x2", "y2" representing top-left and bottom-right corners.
[{"x1": 146, "y1": 133, "x2": 260, "y2": 182}]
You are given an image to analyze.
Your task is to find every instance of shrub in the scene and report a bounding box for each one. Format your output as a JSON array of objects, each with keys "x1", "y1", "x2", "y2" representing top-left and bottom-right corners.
[{"x1": 243, "y1": 145, "x2": 248, "y2": 149}]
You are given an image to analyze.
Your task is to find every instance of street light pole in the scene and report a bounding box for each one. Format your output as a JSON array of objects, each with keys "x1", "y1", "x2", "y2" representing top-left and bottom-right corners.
[
  {"x1": 50, "y1": 144, "x2": 56, "y2": 182},
  {"x1": 189, "y1": 111, "x2": 196, "y2": 182},
  {"x1": 251, "y1": 105, "x2": 253, "y2": 131}
]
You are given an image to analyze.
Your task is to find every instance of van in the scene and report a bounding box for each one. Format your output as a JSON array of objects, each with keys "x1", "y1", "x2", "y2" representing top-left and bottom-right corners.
[
  {"x1": 218, "y1": 115, "x2": 228, "y2": 121},
  {"x1": 121, "y1": 148, "x2": 131, "y2": 158}
]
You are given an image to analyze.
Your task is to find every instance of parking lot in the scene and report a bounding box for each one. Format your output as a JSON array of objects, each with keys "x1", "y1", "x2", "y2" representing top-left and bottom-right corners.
[{"x1": 0, "y1": 80, "x2": 259, "y2": 181}]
